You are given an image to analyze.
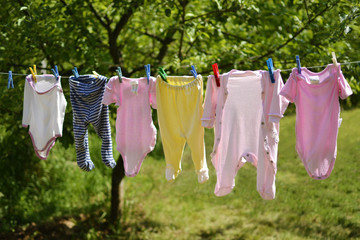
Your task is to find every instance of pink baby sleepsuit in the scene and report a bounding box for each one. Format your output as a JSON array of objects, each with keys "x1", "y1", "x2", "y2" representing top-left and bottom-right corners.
[
  {"x1": 102, "y1": 76, "x2": 157, "y2": 177},
  {"x1": 279, "y1": 64, "x2": 352, "y2": 179},
  {"x1": 202, "y1": 70, "x2": 288, "y2": 200}
]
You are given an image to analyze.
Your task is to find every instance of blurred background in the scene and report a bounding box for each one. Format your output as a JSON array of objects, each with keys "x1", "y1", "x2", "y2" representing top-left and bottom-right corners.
[{"x1": 0, "y1": 0, "x2": 359, "y2": 239}]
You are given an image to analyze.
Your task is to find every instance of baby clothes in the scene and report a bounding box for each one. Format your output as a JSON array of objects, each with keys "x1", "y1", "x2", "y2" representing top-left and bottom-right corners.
[
  {"x1": 280, "y1": 64, "x2": 352, "y2": 179},
  {"x1": 102, "y1": 76, "x2": 157, "y2": 177},
  {"x1": 156, "y1": 75, "x2": 209, "y2": 183},
  {"x1": 22, "y1": 74, "x2": 67, "y2": 159},
  {"x1": 202, "y1": 70, "x2": 288, "y2": 199},
  {"x1": 69, "y1": 75, "x2": 116, "y2": 171}
]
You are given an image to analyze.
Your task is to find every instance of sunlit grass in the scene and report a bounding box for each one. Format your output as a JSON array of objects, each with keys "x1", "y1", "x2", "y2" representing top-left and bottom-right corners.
[{"x1": 122, "y1": 108, "x2": 360, "y2": 239}]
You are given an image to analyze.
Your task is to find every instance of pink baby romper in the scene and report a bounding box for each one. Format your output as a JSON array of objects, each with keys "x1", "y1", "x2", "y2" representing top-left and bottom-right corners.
[
  {"x1": 202, "y1": 70, "x2": 289, "y2": 200},
  {"x1": 280, "y1": 64, "x2": 352, "y2": 179},
  {"x1": 102, "y1": 76, "x2": 157, "y2": 177}
]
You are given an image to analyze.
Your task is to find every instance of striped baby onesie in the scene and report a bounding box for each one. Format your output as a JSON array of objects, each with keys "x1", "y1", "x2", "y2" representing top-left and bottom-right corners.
[{"x1": 69, "y1": 74, "x2": 116, "y2": 171}]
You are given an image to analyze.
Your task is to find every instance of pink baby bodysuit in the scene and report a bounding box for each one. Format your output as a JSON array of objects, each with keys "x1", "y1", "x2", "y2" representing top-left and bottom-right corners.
[
  {"x1": 280, "y1": 64, "x2": 352, "y2": 179},
  {"x1": 102, "y1": 76, "x2": 157, "y2": 177},
  {"x1": 202, "y1": 70, "x2": 288, "y2": 200}
]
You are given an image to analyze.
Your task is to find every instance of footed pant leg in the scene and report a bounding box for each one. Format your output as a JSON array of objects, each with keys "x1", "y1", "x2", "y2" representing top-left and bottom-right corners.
[
  {"x1": 92, "y1": 104, "x2": 116, "y2": 169},
  {"x1": 162, "y1": 131, "x2": 186, "y2": 182},
  {"x1": 186, "y1": 125, "x2": 208, "y2": 183},
  {"x1": 73, "y1": 121, "x2": 94, "y2": 171}
]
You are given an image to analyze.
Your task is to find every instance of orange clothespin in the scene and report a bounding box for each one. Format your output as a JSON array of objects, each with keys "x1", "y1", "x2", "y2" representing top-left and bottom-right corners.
[{"x1": 29, "y1": 65, "x2": 37, "y2": 82}]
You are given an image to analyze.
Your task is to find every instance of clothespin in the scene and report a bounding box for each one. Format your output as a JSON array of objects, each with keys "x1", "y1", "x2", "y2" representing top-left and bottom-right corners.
[
  {"x1": 190, "y1": 65, "x2": 197, "y2": 78},
  {"x1": 29, "y1": 65, "x2": 37, "y2": 82},
  {"x1": 144, "y1": 64, "x2": 151, "y2": 84},
  {"x1": 116, "y1": 66, "x2": 122, "y2": 83},
  {"x1": 51, "y1": 65, "x2": 59, "y2": 81},
  {"x1": 266, "y1": 58, "x2": 275, "y2": 83},
  {"x1": 158, "y1": 67, "x2": 167, "y2": 82},
  {"x1": 332, "y1": 52, "x2": 338, "y2": 67},
  {"x1": 72, "y1": 67, "x2": 79, "y2": 80},
  {"x1": 212, "y1": 63, "x2": 220, "y2": 87},
  {"x1": 7, "y1": 71, "x2": 14, "y2": 89},
  {"x1": 92, "y1": 71, "x2": 100, "y2": 78},
  {"x1": 296, "y1": 55, "x2": 301, "y2": 74}
]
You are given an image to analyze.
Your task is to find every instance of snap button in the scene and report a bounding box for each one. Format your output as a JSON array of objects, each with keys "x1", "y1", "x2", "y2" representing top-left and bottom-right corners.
[
  {"x1": 266, "y1": 152, "x2": 269, "y2": 155},
  {"x1": 261, "y1": 122, "x2": 264, "y2": 125}
]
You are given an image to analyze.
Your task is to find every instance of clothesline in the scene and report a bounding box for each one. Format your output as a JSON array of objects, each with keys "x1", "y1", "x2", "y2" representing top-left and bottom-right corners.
[{"x1": 1, "y1": 60, "x2": 360, "y2": 79}]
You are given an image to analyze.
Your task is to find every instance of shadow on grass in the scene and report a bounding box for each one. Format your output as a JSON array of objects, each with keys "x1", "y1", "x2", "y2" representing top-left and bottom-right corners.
[
  {"x1": 195, "y1": 214, "x2": 360, "y2": 240},
  {"x1": 1, "y1": 208, "x2": 163, "y2": 240},
  {"x1": 272, "y1": 214, "x2": 360, "y2": 239}
]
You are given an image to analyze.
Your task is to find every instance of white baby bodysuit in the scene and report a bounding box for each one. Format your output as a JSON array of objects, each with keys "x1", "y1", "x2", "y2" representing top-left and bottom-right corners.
[{"x1": 22, "y1": 74, "x2": 67, "y2": 159}]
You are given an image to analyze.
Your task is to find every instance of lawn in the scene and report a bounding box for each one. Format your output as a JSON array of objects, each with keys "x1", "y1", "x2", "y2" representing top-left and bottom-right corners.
[
  {"x1": 4, "y1": 108, "x2": 360, "y2": 240},
  {"x1": 119, "y1": 107, "x2": 360, "y2": 239}
]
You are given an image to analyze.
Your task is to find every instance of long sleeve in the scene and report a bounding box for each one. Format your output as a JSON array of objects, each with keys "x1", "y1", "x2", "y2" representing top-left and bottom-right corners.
[
  {"x1": 268, "y1": 71, "x2": 289, "y2": 123},
  {"x1": 102, "y1": 76, "x2": 121, "y2": 106},
  {"x1": 149, "y1": 77, "x2": 157, "y2": 109},
  {"x1": 337, "y1": 64, "x2": 353, "y2": 100},
  {"x1": 22, "y1": 76, "x2": 32, "y2": 127},
  {"x1": 201, "y1": 75, "x2": 218, "y2": 128}
]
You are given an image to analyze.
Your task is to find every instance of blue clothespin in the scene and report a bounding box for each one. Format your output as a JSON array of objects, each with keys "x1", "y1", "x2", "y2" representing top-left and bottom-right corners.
[
  {"x1": 296, "y1": 55, "x2": 301, "y2": 74},
  {"x1": 7, "y1": 71, "x2": 14, "y2": 89},
  {"x1": 72, "y1": 67, "x2": 79, "y2": 80},
  {"x1": 116, "y1": 66, "x2": 122, "y2": 83},
  {"x1": 266, "y1": 58, "x2": 275, "y2": 83},
  {"x1": 51, "y1": 65, "x2": 59, "y2": 81},
  {"x1": 144, "y1": 64, "x2": 151, "y2": 84},
  {"x1": 190, "y1": 65, "x2": 197, "y2": 78}
]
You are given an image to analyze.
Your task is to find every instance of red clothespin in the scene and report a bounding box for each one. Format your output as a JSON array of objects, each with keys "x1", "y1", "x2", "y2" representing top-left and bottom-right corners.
[{"x1": 212, "y1": 63, "x2": 220, "y2": 87}]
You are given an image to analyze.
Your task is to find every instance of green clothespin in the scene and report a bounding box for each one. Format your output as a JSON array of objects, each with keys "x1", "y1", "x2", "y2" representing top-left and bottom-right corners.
[
  {"x1": 116, "y1": 66, "x2": 122, "y2": 83},
  {"x1": 158, "y1": 67, "x2": 167, "y2": 82}
]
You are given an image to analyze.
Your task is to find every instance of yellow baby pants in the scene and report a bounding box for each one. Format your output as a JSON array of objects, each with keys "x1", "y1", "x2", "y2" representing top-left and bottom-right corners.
[{"x1": 156, "y1": 75, "x2": 209, "y2": 183}]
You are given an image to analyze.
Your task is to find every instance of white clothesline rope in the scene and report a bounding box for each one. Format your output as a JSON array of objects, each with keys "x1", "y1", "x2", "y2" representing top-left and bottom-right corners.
[{"x1": 1, "y1": 60, "x2": 360, "y2": 78}]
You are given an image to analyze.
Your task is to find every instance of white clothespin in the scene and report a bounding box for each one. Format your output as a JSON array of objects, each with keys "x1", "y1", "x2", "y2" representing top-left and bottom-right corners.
[{"x1": 332, "y1": 52, "x2": 338, "y2": 67}]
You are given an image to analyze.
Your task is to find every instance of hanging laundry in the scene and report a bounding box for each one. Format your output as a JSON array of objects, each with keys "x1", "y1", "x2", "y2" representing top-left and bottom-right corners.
[
  {"x1": 22, "y1": 74, "x2": 67, "y2": 159},
  {"x1": 279, "y1": 64, "x2": 352, "y2": 179},
  {"x1": 102, "y1": 76, "x2": 157, "y2": 177},
  {"x1": 69, "y1": 74, "x2": 116, "y2": 171},
  {"x1": 156, "y1": 75, "x2": 209, "y2": 183},
  {"x1": 202, "y1": 70, "x2": 289, "y2": 200}
]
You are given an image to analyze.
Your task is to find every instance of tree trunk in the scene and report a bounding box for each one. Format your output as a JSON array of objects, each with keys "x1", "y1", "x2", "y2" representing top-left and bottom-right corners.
[{"x1": 110, "y1": 155, "x2": 125, "y2": 224}]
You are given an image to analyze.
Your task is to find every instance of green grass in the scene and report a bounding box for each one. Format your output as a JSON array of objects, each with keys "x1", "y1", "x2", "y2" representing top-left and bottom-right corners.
[
  {"x1": 3, "y1": 108, "x2": 360, "y2": 239},
  {"x1": 119, "y1": 108, "x2": 360, "y2": 239}
]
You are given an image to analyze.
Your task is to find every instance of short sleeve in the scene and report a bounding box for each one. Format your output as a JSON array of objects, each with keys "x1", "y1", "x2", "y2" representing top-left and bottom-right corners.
[
  {"x1": 149, "y1": 77, "x2": 157, "y2": 109},
  {"x1": 201, "y1": 75, "x2": 218, "y2": 128},
  {"x1": 102, "y1": 76, "x2": 120, "y2": 106},
  {"x1": 268, "y1": 71, "x2": 290, "y2": 123},
  {"x1": 337, "y1": 64, "x2": 353, "y2": 100},
  {"x1": 22, "y1": 76, "x2": 32, "y2": 127},
  {"x1": 279, "y1": 70, "x2": 297, "y2": 103}
]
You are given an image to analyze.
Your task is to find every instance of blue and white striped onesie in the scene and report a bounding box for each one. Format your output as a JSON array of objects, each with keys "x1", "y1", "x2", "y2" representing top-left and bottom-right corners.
[{"x1": 69, "y1": 75, "x2": 116, "y2": 171}]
